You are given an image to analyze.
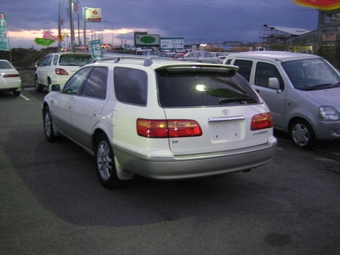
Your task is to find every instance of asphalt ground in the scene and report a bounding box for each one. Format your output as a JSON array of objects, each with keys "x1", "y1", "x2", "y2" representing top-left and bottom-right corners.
[{"x1": 0, "y1": 87, "x2": 340, "y2": 255}]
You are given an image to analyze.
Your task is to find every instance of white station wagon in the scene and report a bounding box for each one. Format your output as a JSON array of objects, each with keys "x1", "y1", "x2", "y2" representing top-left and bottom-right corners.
[{"x1": 42, "y1": 56, "x2": 277, "y2": 188}]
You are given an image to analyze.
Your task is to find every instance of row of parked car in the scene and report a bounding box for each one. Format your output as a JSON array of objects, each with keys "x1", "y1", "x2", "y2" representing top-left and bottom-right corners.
[
  {"x1": 138, "y1": 50, "x2": 228, "y2": 63},
  {"x1": 3, "y1": 50, "x2": 338, "y2": 189}
]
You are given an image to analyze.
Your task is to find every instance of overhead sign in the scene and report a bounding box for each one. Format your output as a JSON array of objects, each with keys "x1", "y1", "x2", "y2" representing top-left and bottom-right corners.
[
  {"x1": 85, "y1": 7, "x2": 102, "y2": 22},
  {"x1": 160, "y1": 37, "x2": 184, "y2": 50},
  {"x1": 0, "y1": 12, "x2": 9, "y2": 51},
  {"x1": 135, "y1": 34, "x2": 160, "y2": 47}
]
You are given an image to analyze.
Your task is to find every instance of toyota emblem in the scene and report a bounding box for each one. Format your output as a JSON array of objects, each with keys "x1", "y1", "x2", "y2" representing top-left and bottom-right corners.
[{"x1": 222, "y1": 109, "x2": 229, "y2": 115}]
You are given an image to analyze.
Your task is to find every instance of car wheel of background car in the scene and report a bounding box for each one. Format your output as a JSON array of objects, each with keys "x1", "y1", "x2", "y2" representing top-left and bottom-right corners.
[
  {"x1": 48, "y1": 78, "x2": 51, "y2": 89},
  {"x1": 290, "y1": 119, "x2": 315, "y2": 149},
  {"x1": 34, "y1": 76, "x2": 43, "y2": 92},
  {"x1": 95, "y1": 133, "x2": 127, "y2": 189},
  {"x1": 43, "y1": 106, "x2": 59, "y2": 142},
  {"x1": 13, "y1": 90, "x2": 20, "y2": 96}
]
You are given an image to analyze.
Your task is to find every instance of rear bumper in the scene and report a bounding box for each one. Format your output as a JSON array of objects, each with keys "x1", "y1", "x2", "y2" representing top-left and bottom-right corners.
[
  {"x1": 114, "y1": 137, "x2": 277, "y2": 180},
  {"x1": 0, "y1": 81, "x2": 21, "y2": 91}
]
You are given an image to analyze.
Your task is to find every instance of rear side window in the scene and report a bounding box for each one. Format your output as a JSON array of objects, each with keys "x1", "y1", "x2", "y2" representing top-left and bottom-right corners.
[
  {"x1": 53, "y1": 55, "x2": 58, "y2": 65},
  {"x1": 234, "y1": 60, "x2": 253, "y2": 82},
  {"x1": 157, "y1": 67, "x2": 261, "y2": 107},
  {"x1": 114, "y1": 67, "x2": 147, "y2": 106},
  {"x1": 41, "y1": 55, "x2": 52, "y2": 66},
  {"x1": 81, "y1": 67, "x2": 108, "y2": 99},
  {"x1": 224, "y1": 59, "x2": 232, "y2": 65}
]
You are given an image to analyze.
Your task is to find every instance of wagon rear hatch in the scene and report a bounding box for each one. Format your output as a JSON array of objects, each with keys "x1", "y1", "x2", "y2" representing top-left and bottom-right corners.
[{"x1": 154, "y1": 64, "x2": 273, "y2": 155}]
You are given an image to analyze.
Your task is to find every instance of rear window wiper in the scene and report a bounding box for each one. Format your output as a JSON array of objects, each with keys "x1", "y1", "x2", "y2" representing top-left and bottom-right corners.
[{"x1": 219, "y1": 96, "x2": 255, "y2": 104}]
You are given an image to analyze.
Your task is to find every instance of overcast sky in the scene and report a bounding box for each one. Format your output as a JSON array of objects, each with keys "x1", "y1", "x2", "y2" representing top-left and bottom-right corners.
[{"x1": 3, "y1": 0, "x2": 318, "y2": 49}]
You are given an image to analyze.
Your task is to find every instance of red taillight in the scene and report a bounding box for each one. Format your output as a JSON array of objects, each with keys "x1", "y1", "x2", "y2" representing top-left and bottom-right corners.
[
  {"x1": 55, "y1": 68, "x2": 68, "y2": 75},
  {"x1": 251, "y1": 112, "x2": 273, "y2": 130},
  {"x1": 3, "y1": 73, "x2": 20, "y2": 78},
  {"x1": 137, "y1": 119, "x2": 202, "y2": 138}
]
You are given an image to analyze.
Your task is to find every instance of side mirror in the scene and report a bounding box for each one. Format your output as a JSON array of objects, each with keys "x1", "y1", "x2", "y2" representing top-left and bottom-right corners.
[
  {"x1": 35, "y1": 61, "x2": 41, "y2": 68},
  {"x1": 49, "y1": 84, "x2": 61, "y2": 93},
  {"x1": 268, "y1": 77, "x2": 281, "y2": 91}
]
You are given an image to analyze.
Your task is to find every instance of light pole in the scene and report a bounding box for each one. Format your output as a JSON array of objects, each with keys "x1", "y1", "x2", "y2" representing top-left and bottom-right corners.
[
  {"x1": 58, "y1": 0, "x2": 61, "y2": 49},
  {"x1": 69, "y1": 0, "x2": 76, "y2": 51}
]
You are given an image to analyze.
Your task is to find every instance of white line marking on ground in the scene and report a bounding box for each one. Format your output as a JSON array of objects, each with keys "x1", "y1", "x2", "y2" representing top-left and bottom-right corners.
[{"x1": 20, "y1": 94, "x2": 30, "y2": 101}]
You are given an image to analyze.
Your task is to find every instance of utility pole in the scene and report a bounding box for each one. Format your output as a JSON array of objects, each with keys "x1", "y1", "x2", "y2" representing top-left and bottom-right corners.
[
  {"x1": 69, "y1": 0, "x2": 75, "y2": 52},
  {"x1": 83, "y1": 7, "x2": 87, "y2": 52},
  {"x1": 58, "y1": 0, "x2": 61, "y2": 49}
]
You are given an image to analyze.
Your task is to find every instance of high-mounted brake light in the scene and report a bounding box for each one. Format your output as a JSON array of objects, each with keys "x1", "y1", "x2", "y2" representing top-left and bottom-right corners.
[
  {"x1": 251, "y1": 113, "x2": 273, "y2": 130},
  {"x1": 55, "y1": 68, "x2": 68, "y2": 75},
  {"x1": 3, "y1": 74, "x2": 20, "y2": 78},
  {"x1": 137, "y1": 119, "x2": 202, "y2": 138}
]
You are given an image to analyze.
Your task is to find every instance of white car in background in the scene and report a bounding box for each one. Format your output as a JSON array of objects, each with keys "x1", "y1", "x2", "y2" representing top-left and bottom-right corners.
[
  {"x1": 42, "y1": 56, "x2": 277, "y2": 189},
  {"x1": 181, "y1": 51, "x2": 205, "y2": 60},
  {"x1": 34, "y1": 52, "x2": 92, "y2": 92},
  {"x1": 0, "y1": 59, "x2": 22, "y2": 96},
  {"x1": 204, "y1": 52, "x2": 228, "y2": 63}
]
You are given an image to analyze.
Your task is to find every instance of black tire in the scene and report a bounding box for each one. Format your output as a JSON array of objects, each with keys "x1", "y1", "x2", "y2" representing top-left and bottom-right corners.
[
  {"x1": 35, "y1": 76, "x2": 43, "y2": 92},
  {"x1": 95, "y1": 133, "x2": 127, "y2": 189},
  {"x1": 43, "y1": 106, "x2": 59, "y2": 142},
  {"x1": 290, "y1": 119, "x2": 315, "y2": 149},
  {"x1": 13, "y1": 90, "x2": 21, "y2": 96}
]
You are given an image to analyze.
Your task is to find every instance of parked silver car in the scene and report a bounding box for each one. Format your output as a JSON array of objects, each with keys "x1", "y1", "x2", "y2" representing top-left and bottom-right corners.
[{"x1": 224, "y1": 51, "x2": 340, "y2": 148}]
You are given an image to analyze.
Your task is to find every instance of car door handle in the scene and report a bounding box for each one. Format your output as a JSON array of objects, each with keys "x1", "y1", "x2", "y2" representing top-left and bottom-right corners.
[{"x1": 255, "y1": 89, "x2": 260, "y2": 93}]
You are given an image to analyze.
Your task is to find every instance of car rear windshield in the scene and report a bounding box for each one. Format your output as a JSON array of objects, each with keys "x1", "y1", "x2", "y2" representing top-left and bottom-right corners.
[
  {"x1": 156, "y1": 67, "x2": 261, "y2": 107},
  {"x1": 59, "y1": 54, "x2": 92, "y2": 66},
  {"x1": 0, "y1": 61, "x2": 14, "y2": 69}
]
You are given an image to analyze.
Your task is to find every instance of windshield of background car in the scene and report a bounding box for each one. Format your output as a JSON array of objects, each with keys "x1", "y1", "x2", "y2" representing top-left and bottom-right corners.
[
  {"x1": 282, "y1": 58, "x2": 340, "y2": 91},
  {"x1": 59, "y1": 54, "x2": 92, "y2": 66},
  {"x1": 156, "y1": 67, "x2": 261, "y2": 107}
]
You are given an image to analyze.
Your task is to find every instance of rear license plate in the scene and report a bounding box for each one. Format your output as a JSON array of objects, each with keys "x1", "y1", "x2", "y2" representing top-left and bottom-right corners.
[{"x1": 209, "y1": 121, "x2": 241, "y2": 141}]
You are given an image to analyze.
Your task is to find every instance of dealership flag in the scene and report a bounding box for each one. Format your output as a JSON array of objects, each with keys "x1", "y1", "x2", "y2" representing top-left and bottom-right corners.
[{"x1": 292, "y1": 0, "x2": 340, "y2": 10}]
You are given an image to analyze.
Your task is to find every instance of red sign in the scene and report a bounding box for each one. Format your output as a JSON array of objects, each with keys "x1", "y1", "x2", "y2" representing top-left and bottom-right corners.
[{"x1": 292, "y1": 0, "x2": 340, "y2": 10}]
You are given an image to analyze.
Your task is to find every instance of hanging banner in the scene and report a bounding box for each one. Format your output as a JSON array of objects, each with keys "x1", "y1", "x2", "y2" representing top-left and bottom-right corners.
[
  {"x1": 0, "y1": 12, "x2": 9, "y2": 51},
  {"x1": 85, "y1": 7, "x2": 102, "y2": 22}
]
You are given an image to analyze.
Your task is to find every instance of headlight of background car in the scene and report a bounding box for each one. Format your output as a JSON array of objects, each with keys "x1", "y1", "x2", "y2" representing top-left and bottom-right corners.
[{"x1": 319, "y1": 106, "x2": 340, "y2": 121}]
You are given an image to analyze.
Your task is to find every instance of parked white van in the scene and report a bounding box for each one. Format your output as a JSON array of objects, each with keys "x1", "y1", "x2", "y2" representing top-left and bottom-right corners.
[{"x1": 224, "y1": 51, "x2": 340, "y2": 149}]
